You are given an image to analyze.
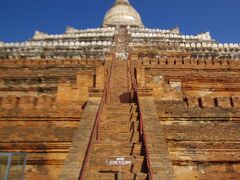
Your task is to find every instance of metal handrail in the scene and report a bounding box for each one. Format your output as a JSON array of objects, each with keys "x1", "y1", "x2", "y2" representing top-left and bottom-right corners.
[
  {"x1": 128, "y1": 57, "x2": 154, "y2": 180},
  {"x1": 0, "y1": 152, "x2": 27, "y2": 180},
  {"x1": 79, "y1": 56, "x2": 113, "y2": 180}
]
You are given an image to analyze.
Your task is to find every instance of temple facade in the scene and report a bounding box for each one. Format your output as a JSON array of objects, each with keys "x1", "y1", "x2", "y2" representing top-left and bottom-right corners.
[{"x1": 0, "y1": 0, "x2": 240, "y2": 179}]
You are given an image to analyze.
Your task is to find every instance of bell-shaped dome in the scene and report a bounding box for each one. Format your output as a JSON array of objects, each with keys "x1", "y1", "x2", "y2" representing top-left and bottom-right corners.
[{"x1": 103, "y1": 0, "x2": 144, "y2": 27}]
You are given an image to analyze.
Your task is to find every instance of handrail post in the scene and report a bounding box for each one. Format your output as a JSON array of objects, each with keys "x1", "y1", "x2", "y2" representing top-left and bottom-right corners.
[{"x1": 96, "y1": 121, "x2": 99, "y2": 142}]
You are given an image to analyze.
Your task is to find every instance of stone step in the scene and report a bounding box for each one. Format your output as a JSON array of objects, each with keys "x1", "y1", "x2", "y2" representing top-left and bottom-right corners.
[
  {"x1": 89, "y1": 156, "x2": 145, "y2": 172},
  {"x1": 106, "y1": 103, "x2": 132, "y2": 106},
  {"x1": 102, "y1": 119, "x2": 138, "y2": 124},
  {"x1": 106, "y1": 106, "x2": 137, "y2": 112},
  {"x1": 100, "y1": 123, "x2": 139, "y2": 132},
  {"x1": 99, "y1": 138, "x2": 140, "y2": 144},
  {"x1": 106, "y1": 103, "x2": 135, "y2": 106},
  {"x1": 91, "y1": 150, "x2": 142, "y2": 157},
  {"x1": 99, "y1": 133, "x2": 140, "y2": 142},
  {"x1": 101, "y1": 119, "x2": 138, "y2": 124},
  {"x1": 105, "y1": 106, "x2": 134, "y2": 110},
  {"x1": 99, "y1": 128, "x2": 135, "y2": 133},
  {"x1": 93, "y1": 142, "x2": 142, "y2": 149},
  {"x1": 104, "y1": 114, "x2": 138, "y2": 121},
  {"x1": 99, "y1": 133, "x2": 140, "y2": 140},
  {"x1": 100, "y1": 123, "x2": 139, "y2": 130},
  {"x1": 105, "y1": 112, "x2": 137, "y2": 117},
  {"x1": 87, "y1": 166, "x2": 137, "y2": 173},
  {"x1": 87, "y1": 172, "x2": 148, "y2": 180},
  {"x1": 92, "y1": 145, "x2": 142, "y2": 152},
  {"x1": 92, "y1": 143, "x2": 143, "y2": 156},
  {"x1": 102, "y1": 122, "x2": 138, "y2": 126}
]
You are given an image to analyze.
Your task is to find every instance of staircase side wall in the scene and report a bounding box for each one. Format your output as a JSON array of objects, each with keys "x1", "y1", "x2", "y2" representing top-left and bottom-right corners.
[
  {"x1": 139, "y1": 96, "x2": 175, "y2": 180},
  {"x1": 59, "y1": 97, "x2": 101, "y2": 180}
]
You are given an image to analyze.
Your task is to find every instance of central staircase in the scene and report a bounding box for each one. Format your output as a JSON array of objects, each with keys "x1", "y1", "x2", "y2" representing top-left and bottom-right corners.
[
  {"x1": 60, "y1": 27, "x2": 175, "y2": 180},
  {"x1": 86, "y1": 59, "x2": 148, "y2": 179}
]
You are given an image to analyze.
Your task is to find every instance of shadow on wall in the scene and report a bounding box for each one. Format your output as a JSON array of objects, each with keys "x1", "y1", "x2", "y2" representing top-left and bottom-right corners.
[
  {"x1": 24, "y1": 142, "x2": 57, "y2": 180},
  {"x1": 119, "y1": 93, "x2": 131, "y2": 103}
]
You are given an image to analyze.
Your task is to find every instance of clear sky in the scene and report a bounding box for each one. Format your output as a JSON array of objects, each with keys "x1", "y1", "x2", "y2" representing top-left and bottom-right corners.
[{"x1": 0, "y1": 0, "x2": 239, "y2": 43}]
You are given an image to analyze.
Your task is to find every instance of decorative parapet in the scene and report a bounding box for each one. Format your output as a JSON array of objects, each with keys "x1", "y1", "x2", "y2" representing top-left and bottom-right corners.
[
  {"x1": 196, "y1": 32, "x2": 212, "y2": 41},
  {"x1": 170, "y1": 26, "x2": 180, "y2": 34},
  {"x1": 130, "y1": 27, "x2": 214, "y2": 42},
  {"x1": 66, "y1": 26, "x2": 79, "y2": 34},
  {"x1": 1, "y1": 26, "x2": 240, "y2": 60},
  {"x1": 179, "y1": 42, "x2": 240, "y2": 49},
  {"x1": 33, "y1": 31, "x2": 49, "y2": 40},
  {"x1": 30, "y1": 27, "x2": 116, "y2": 41},
  {"x1": 32, "y1": 32, "x2": 114, "y2": 40},
  {"x1": 66, "y1": 27, "x2": 115, "y2": 34},
  {"x1": 129, "y1": 27, "x2": 172, "y2": 34},
  {"x1": 131, "y1": 31, "x2": 213, "y2": 41},
  {"x1": 2, "y1": 40, "x2": 113, "y2": 48}
]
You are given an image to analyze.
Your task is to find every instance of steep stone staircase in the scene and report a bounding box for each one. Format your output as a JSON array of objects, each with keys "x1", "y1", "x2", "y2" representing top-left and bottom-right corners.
[
  {"x1": 86, "y1": 59, "x2": 148, "y2": 179},
  {"x1": 60, "y1": 27, "x2": 175, "y2": 180}
]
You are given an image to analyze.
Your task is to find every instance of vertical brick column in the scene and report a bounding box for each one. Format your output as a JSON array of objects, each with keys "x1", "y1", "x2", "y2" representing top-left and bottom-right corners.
[
  {"x1": 57, "y1": 74, "x2": 92, "y2": 103},
  {"x1": 95, "y1": 66, "x2": 105, "y2": 89},
  {"x1": 136, "y1": 67, "x2": 145, "y2": 88}
]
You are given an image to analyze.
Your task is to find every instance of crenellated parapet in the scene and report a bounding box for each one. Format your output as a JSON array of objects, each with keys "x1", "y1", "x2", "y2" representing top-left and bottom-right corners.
[
  {"x1": 0, "y1": 58, "x2": 104, "y2": 67},
  {"x1": 184, "y1": 96, "x2": 240, "y2": 109},
  {"x1": 0, "y1": 95, "x2": 55, "y2": 109}
]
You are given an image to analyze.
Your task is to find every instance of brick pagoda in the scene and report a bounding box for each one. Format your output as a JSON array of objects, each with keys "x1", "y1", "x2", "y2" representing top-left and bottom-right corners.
[{"x1": 0, "y1": 0, "x2": 240, "y2": 179}]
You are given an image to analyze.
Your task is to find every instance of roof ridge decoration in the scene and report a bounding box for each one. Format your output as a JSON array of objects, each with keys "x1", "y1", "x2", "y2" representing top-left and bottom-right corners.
[
  {"x1": 66, "y1": 26, "x2": 79, "y2": 34},
  {"x1": 170, "y1": 27, "x2": 180, "y2": 34},
  {"x1": 33, "y1": 31, "x2": 49, "y2": 40},
  {"x1": 103, "y1": 0, "x2": 144, "y2": 27},
  {"x1": 196, "y1": 32, "x2": 212, "y2": 41}
]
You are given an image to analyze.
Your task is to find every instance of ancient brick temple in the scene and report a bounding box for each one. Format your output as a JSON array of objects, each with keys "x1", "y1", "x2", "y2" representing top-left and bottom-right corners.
[{"x1": 0, "y1": 0, "x2": 240, "y2": 179}]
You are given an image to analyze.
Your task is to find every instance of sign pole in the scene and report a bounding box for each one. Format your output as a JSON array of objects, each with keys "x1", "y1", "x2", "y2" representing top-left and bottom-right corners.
[
  {"x1": 106, "y1": 156, "x2": 135, "y2": 180},
  {"x1": 118, "y1": 165, "x2": 122, "y2": 180}
]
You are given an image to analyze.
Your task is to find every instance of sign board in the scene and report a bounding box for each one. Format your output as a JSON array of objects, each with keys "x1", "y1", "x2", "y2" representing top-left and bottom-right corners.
[
  {"x1": 106, "y1": 156, "x2": 135, "y2": 180},
  {"x1": 106, "y1": 156, "x2": 135, "y2": 166}
]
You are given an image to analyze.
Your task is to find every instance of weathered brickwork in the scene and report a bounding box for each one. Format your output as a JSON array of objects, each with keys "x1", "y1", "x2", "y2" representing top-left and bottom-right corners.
[
  {"x1": 1, "y1": 0, "x2": 240, "y2": 179},
  {"x1": 134, "y1": 52, "x2": 240, "y2": 179},
  {"x1": 0, "y1": 58, "x2": 105, "y2": 179}
]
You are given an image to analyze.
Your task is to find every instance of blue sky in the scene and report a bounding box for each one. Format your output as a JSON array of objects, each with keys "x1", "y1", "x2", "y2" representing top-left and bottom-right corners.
[{"x1": 0, "y1": 0, "x2": 239, "y2": 43}]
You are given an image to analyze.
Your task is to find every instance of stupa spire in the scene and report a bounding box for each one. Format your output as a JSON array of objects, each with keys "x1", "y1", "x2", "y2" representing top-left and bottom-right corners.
[{"x1": 103, "y1": 0, "x2": 143, "y2": 27}]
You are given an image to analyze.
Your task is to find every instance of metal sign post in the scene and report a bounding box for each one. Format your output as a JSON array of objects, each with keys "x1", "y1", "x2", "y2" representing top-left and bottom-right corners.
[
  {"x1": 106, "y1": 156, "x2": 135, "y2": 180},
  {"x1": 118, "y1": 165, "x2": 122, "y2": 180}
]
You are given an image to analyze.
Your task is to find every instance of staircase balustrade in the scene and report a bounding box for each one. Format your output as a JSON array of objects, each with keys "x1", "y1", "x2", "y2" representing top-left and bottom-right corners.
[
  {"x1": 78, "y1": 56, "x2": 113, "y2": 180},
  {"x1": 128, "y1": 56, "x2": 154, "y2": 180}
]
